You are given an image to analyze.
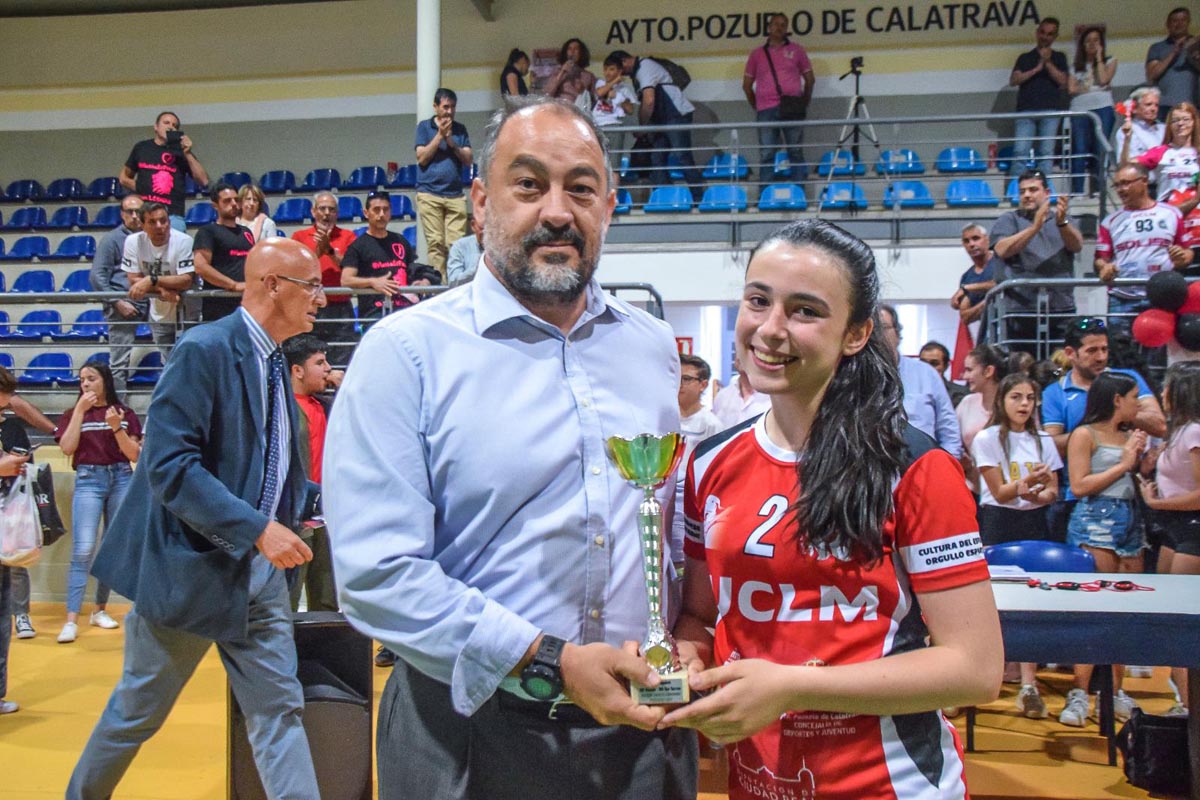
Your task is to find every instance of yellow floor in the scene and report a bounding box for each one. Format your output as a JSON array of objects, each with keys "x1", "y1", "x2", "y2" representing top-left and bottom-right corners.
[{"x1": 1, "y1": 604, "x2": 1178, "y2": 799}]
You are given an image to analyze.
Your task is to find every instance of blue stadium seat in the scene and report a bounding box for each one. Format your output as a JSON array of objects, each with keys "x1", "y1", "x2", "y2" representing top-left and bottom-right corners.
[
  {"x1": 666, "y1": 153, "x2": 686, "y2": 182},
  {"x1": 61, "y1": 268, "x2": 93, "y2": 291},
  {"x1": 219, "y1": 171, "x2": 252, "y2": 189},
  {"x1": 353, "y1": 226, "x2": 368, "y2": 237},
  {"x1": 702, "y1": 153, "x2": 749, "y2": 181},
  {"x1": 46, "y1": 178, "x2": 85, "y2": 201},
  {"x1": 995, "y1": 145, "x2": 1035, "y2": 175},
  {"x1": 882, "y1": 180, "x2": 935, "y2": 209},
  {"x1": 698, "y1": 185, "x2": 747, "y2": 212},
  {"x1": 17, "y1": 352, "x2": 73, "y2": 387},
  {"x1": 402, "y1": 225, "x2": 417, "y2": 244},
  {"x1": 2, "y1": 238, "x2": 51, "y2": 262},
  {"x1": 48, "y1": 205, "x2": 88, "y2": 229},
  {"x1": 83, "y1": 352, "x2": 111, "y2": 366},
  {"x1": 875, "y1": 149, "x2": 926, "y2": 175},
  {"x1": 819, "y1": 182, "x2": 868, "y2": 210},
  {"x1": 946, "y1": 179, "x2": 1000, "y2": 207},
  {"x1": 8, "y1": 309, "x2": 62, "y2": 341},
  {"x1": 772, "y1": 151, "x2": 795, "y2": 179},
  {"x1": 51, "y1": 309, "x2": 107, "y2": 342},
  {"x1": 4, "y1": 207, "x2": 47, "y2": 230},
  {"x1": 135, "y1": 323, "x2": 152, "y2": 340},
  {"x1": 1005, "y1": 177, "x2": 1057, "y2": 205},
  {"x1": 0, "y1": 239, "x2": 6, "y2": 261},
  {"x1": 816, "y1": 151, "x2": 866, "y2": 177},
  {"x1": 644, "y1": 185, "x2": 693, "y2": 213},
  {"x1": 343, "y1": 166, "x2": 387, "y2": 190},
  {"x1": 50, "y1": 235, "x2": 98, "y2": 261},
  {"x1": 5, "y1": 180, "x2": 45, "y2": 202},
  {"x1": 460, "y1": 164, "x2": 478, "y2": 186},
  {"x1": 389, "y1": 194, "x2": 416, "y2": 220},
  {"x1": 0, "y1": 351, "x2": 12, "y2": 371},
  {"x1": 129, "y1": 351, "x2": 164, "y2": 385},
  {"x1": 185, "y1": 174, "x2": 203, "y2": 196},
  {"x1": 936, "y1": 147, "x2": 988, "y2": 173},
  {"x1": 338, "y1": 196, "x2": 364, "y2": 221},
  {"x1": 274, "y1": 198, "x2": 312, "y2": 224},
  {"x1": 757, "y1": 183, "x2": 808, "y2": 211},
  {"x1": 614, "y1": 189, "x2": 633, "y2": 215},
  {"x1": 11, "y1": 267, "x2": 54, "y2": 290},
  {"x1": 184, "y1": 204, "x2": 217, "y2": 226},
  {"x1": 388, "y1": 165, "x2": 418, "y2": 189},
  {"x1": 259, "y1": 170, "x2": 297, "y2": 194},
  {"x1": 85, "y1": 177, "x2": 123, "y2": 200},
  {"x1": 88, "y1": 205, "x2": 122, "y2": 229},
  {"x1": 618, "y1": 155, "x2": 633, "y2": 182},
  {"x1": 299, "y1": 168, "x2": 341, "y2": 192}
]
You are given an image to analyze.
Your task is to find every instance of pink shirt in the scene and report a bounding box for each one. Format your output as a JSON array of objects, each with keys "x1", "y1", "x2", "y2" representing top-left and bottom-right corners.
[
  {"x1": 744, "y1": 41, "x2": 812, "y2": 112},
  {"x1": 1158, "y1": 421, "x2": 1200, "y2": 499}
]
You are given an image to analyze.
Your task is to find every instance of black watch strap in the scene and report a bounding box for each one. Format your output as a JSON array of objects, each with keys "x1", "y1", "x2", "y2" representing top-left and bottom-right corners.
[{"x1": 531, "y1": 634, "x2": 566, "y2": 669}]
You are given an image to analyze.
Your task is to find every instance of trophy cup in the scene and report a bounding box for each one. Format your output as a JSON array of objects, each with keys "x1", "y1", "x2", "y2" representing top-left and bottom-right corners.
[{"x1": 605, "y1": 432, "x2": 689, "y2": 704}]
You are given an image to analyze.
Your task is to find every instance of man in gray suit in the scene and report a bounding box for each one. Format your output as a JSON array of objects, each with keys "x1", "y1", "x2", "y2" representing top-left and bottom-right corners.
[{"x1": 67, "y1": 239, "x2": 326, "y2": 800}]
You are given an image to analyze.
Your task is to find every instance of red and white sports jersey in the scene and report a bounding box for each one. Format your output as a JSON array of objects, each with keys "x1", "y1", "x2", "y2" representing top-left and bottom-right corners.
[
  {"x1": 1138, "y1": 144, "x2": 1199, "y2": 200},
  {"x1": 1165, "y1": 188, "x2": 1200, "y2": 249},
  {"x1": 1097, "y1": 202, "x2": 1184, "y2": 297},
  {"x1": 684, "y1": 417, "x2": 987, "y2": 800}
]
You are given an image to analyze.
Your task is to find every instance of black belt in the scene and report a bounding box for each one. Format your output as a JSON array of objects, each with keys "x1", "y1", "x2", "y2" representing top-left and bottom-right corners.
[{"x1": 495, "y1": 691, "x2": 603, "y2": 726}]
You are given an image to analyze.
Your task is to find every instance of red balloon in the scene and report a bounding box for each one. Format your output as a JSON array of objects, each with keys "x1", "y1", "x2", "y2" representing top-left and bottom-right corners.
[
  {"x1": 1179, "y1": 281, "x2": 1200, "y2": 316},
  {"x1": 1132, "y1": 309, "x2": 1177, "y2": 348}
]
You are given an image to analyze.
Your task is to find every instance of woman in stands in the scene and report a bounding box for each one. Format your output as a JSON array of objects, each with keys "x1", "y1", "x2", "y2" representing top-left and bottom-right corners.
[
  {"x1": 500, "y1": 48, "x2": 530, "y2": 97},
  {"x1": 54, "y1": 360, "x2": 141, "y2": 644},
  {"x1": 666, "y1": 219, "x2": 1002, "y2": 799},
  {"x1": 1067, "y1": 26, "x2": 1117, "y2": 196},
  {"x1": 1136, "y1": 102, "x2": 1200, "y2": 216},
  {"x1": 956, "y1": 343, "x2": 1009, "y2": 493},
  {"x1": 1141, "y1": 362, "x2": 1200, "y2": 716},
  {"x1": 237, "y1": 183, "x2": 277, "y2": 241},
  {"x1": 1059, "y1": 371, "x2": 1147, "y2": 726},
  {"x1": 543, "y1": 38, "x2": 596, "y2": 107}
]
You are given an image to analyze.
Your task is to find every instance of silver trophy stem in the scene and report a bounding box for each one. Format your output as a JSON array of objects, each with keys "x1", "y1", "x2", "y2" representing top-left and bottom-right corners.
[{"x1": 637, "y1": 489, "x2": 677, "y2": 674}]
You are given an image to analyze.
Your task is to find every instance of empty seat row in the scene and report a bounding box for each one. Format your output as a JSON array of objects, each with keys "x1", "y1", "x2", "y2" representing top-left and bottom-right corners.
[
  {"x1": 0, "y1": 268, "x2": 95, "y2": 292},
  {"x1": 0, "y1": 350, "x2": 162, "y2": 388},
  {"x1": 0, "y1": 308, "x2": 109, "y2": 340},
  {"x1": 4, "y1": 177, "x2": 128, "y2": 203},
  {"x1": 0, "y1": 237, "x2": 97, "y2": 262}
]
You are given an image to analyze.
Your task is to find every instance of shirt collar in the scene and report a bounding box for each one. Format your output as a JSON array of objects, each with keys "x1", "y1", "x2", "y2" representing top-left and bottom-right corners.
[
  {"x1": 470, "y1": 254, "x2": 628, "y2": 337},
  {"x1": 238, "y1": 306, "x2": 278, "y2": 356}
]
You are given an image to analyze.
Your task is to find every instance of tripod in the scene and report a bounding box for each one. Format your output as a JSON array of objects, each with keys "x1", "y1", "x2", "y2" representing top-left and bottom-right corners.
[{"x1": 819, "y1": 59, "x2": 890, "y2": 216}]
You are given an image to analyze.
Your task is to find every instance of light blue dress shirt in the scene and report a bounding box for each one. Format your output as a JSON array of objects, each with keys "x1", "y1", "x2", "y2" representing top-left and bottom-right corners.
[
  {"x1": 898, "y1": 355, "x2": 962, "y2": 457},
  {"x1": 323, "y1": 262, "x2": 680, "y2": 716}
]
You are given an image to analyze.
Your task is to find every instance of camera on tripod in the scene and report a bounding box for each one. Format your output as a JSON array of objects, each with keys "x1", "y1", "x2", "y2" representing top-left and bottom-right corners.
[{"x1": 849, "y1": 56, "x2": 864, "y2": 71}]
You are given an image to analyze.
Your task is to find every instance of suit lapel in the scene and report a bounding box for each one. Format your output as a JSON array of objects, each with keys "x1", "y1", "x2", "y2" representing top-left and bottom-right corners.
[{"x1": 231, "y1": 319, "x2": 266, "y2": 441}]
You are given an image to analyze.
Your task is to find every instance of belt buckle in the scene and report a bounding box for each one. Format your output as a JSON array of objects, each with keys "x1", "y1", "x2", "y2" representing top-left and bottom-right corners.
[{"x1": 547, "y1": 697, "x2": 568, "y2": 721}]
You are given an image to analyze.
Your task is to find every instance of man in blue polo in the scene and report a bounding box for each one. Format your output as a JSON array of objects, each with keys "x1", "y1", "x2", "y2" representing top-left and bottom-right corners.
[{"x1": 1041, "y1": 317, "x2": 1166, "y2": 540}]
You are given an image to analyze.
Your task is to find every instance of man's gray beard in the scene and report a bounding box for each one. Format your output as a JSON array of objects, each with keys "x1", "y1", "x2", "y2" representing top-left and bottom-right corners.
[{"x1": 486, "y1": 233, "x2": 600, "y2": 307}]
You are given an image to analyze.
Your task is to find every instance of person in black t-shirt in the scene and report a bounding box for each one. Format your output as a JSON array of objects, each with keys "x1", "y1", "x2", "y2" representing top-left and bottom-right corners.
[
  {"x1": 1007, "y1": 18, "x2": 1069, "y2": 177},
  {"x1": 341, "y1": 191, "x2": 414, "y2": 329},
  {"x1": 120, "y1": 111, "x2": 209, "y2": 226},
  {"x1": 194, "y1": 182, "x2": 255, "y2": 322}
]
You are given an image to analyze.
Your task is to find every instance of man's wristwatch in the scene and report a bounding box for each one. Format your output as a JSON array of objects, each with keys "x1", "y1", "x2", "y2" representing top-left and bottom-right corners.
[{"x1": 519, "y1": 635, "x2": 566, "y2": 701}]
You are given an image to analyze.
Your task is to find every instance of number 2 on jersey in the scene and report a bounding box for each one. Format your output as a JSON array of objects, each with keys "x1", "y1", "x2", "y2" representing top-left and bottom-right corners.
[{"x1": 744, "y1": 494, "x2": 788, "y2": 557}]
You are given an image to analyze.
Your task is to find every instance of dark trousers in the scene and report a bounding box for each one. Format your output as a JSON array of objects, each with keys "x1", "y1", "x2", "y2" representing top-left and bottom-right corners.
[
  {"x1": 648, "y1": 108, "x2": 702, "y2": 192},
  {"x1": 0, "y1": 565, "x2": 10, "y2": 700},
  {"x1": 1047, "y1": 498, "x2": 1077, "y2": 544},
  {"x1": 978, "y1": 504, "x2": 1049, "y2": 546},
  {"x1": 378, "y1": 660, "x2": 698, "y2": 800},
  {"x1": 289, "y1": 526, "x2": 337, "y2": 612}
]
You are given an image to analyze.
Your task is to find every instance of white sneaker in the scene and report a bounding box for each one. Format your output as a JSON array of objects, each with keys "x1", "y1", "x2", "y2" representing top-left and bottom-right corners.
[
  {"x1": 1114, "y1": 690, "x2": 1139, "y2": 723},
  {"x1": 89, "y1": 610, "x2": 119, "y2": 629},
  {"x1": 14, "y1": 614, "x2": 35, "y2": 639},
  {"x1": 0, "y1": 700, "x2": 18, "y2": 714},
  {"x1": 1016, "y1": 685, "x2": 1048, "y2": 719},
  {"x1": 1125, "y1": 666, "x2": 1154, "y2": 679},
  {"x1": 1059, "y1": 688, "x2": 1091, "y2": 727},
  {"x1": 1166, "y1": 703, "x2": 1189, "y2": 718},
  {"x1": 56, "y1": 622, "x2": 77, "y2": 643}
]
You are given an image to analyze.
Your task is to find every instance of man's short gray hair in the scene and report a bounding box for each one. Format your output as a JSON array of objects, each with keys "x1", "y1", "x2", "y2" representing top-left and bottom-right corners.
[
  {"x1": 476, "y1": 96, "x2": 615, "y2": 191},
  {"x1": 1129, "y1": 86, "x2": 1162, "y2": 106},
  {"x1": 312, "y1": 190, "x2": 336, "y2": 206},
  {"x1": 961, "y1": 223, "x2": 988, "y2": 237}
]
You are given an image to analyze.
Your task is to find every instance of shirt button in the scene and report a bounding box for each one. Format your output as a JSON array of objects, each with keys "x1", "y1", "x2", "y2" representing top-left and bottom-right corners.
[
  {"x1": 591, "y1": 466, "x2": 602, "y2": 475},
  {"x1": 589, "y1": 609, "x2": 600, "y2": 619},
  {"x1": 581, "y1": 400, "x2": 590, "y2": 408},
  {"x1": 594, "y1": 535, "x2": 604, "y2": 546}
]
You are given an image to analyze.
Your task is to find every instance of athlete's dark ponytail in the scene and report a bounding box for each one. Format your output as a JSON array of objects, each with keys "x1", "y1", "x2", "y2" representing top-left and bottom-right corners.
[{"x1": 750, "y1": 220, "x2": 907, "y2": 564}]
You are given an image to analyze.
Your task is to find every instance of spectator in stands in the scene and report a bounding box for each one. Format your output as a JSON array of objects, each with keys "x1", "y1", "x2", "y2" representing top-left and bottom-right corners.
[
  {"x1": 879, "y1": 305, "x2": 962, "y2": 456},
  {"x1": 1008, "y1": 18, "x2": 1068, "y2": 178},
  {"x1": 0, "y1": 367, "x2": 35, "y2": 647},
  {"x1": 403, "y1": 263, "x2": 443, "y2": 305},
  {"x1": 606, "y1": 50, "x2": 703, "y2": 198},
  {"x1": 120, "y1": 111, "x2": 208, "y2": 231},
  {"x1": 500, "y1": 48, "x2": 530, "y2": 97},
  {"x1": 122, "y1": 202, "x2": 196, "y2": 360},
  {"x1": 958, "y1": 344, "x2": 1011, "y2": 495},
  {"x1": 283, "y1": 334, "x2": 337, "y2": 614},
  {"x1": 592, "y1": 58, "x2": 638, "y2": 154},
  {"x1": 1117, "y1": 87, "x2": 1167, "y2": 165},
  {"x1": 743, "y1": 13, "x2": 814, "y2": 181},
  {"x1": 990, "y1": 169, "x2": 1081, "y2": 351},
  {"x1": 237, "y1": 183, "x2": 278, "y2": 241},
  {"x1": 341, "y1": 191, "x2": 413, "y2": 330},
  {"x1": 90, "y1": 194, "x2": 147, "y2": 398},
  {"x1": 1145, "y1": 8, "x2": 1199, "y2": 122},
  {"x1": 1096, "y1": 163, "x2": 1191, "y2": 336},
  {"x1": 544, "y1": 38, "x2": 597, "y2": 107},
  {"x1": 1136, "y1": 101, "x2": 1200, "y2": 203},
  {"x1": 712, "y1": 356, "x2": 771, "y2": 427},
  {"x1": 54, "y1": 360, "x2": 142, "y2": 644},
  {"x1": 919, "y1": 340, "x2": 968, "y2": 407},
  {"x1": 293, "y1": 191, "x2": 357, "y2": 368},
  {"x1": 415, "y1": 87, "x2": 472, "y2": 278},
  {"x1": 194, "y1": 182, "x2": 254, "y2": 322},
  {"x1": 1067, "y1": 26, "x2": 1117, "y2": 196},
  {"x1": 952, "y1": 223, "x2": 1002, "y2": 340},
  {"x1": 446, "y1": 214, "x2": 483, "y2": 287},
  {"x1": 1042, "y1": 317, "x2": 1165, "y2": 542}
]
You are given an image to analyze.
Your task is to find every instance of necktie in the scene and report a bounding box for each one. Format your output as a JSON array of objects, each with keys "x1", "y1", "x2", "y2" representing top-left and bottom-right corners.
[{"x1": 258, "y1": 348, "x2": 285, "y2": 515}]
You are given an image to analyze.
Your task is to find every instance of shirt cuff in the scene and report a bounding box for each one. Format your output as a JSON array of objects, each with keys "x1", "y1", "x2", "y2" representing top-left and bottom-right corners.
[{"x1": 449, "y1": 598, "x2": 541, "y2": 716}]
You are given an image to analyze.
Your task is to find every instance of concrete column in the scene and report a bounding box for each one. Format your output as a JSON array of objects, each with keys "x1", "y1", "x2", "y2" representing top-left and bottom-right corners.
[{"x1": 415, "y1": 0, "x2": 440, "y2": 116}]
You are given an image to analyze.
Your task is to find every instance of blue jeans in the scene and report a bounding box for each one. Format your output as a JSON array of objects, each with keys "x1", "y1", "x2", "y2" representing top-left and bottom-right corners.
[
  {"x1": 1069, "y1": 107, "x2": 1116, "y2": 194},
  {"x1": 0, "y1": 566, "x2": 10, "y2": 700},
  {"x1": 1011, "y1": 116, "x2": 1061, "y2": 177},
  {"x1": 756, "y1": 105, "x2": 807, "y2": 180},
  {"x1": 648, "y1": 111, "x2": 702, "y2": 192},
  {"x1": 1107, "y1": 294, "x2": 1147, "y2": 339},
  {"x1": 67, "y1": 463, "x2": 132, "y2": 614}
]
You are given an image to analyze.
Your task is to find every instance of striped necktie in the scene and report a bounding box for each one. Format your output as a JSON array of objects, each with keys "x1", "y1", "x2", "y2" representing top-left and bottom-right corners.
[{"x1": 257, "y1": 348, "x2": 285, "y2": 515}]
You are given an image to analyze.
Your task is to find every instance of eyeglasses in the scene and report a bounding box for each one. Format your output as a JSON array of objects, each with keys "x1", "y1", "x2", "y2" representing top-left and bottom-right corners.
[
  {"x1": 121, "y1": 207, "x2": 142, "y2": 215},
  {"x1": 680, "y1": 375, "x2": 705, "y2": 384},
  {"x1": 275, "y1": 274, "x2": 325, "y2": 296}
]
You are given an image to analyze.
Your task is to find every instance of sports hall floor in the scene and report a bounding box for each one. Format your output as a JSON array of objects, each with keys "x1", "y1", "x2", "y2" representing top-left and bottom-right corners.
[{"x1": 1, "y1": 603, "x2": 1180, "y2": 799}]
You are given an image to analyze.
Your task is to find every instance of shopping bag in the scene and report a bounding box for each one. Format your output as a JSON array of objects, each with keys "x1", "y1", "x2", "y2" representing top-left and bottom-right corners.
[
  {"x1": 1, "y1": 469, "x2": 42, "y2": 567},
  {"x1": 32, "y1": 462, "x2": 66, "y2": 546}
]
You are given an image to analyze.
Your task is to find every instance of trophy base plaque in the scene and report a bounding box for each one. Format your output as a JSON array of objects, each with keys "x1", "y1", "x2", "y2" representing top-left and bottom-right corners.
[{"x1": 631, "y1": 670, "x2": 690, "y2": 705}]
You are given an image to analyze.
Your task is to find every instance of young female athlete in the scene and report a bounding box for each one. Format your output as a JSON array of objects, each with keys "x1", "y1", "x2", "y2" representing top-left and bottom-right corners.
[{"x1": 665, "y1": 219, "x2": 1002, "y2": 799}]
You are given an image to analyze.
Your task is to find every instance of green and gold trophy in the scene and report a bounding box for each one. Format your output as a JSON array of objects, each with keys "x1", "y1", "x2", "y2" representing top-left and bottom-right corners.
[{"x1": 605, "y1": 432, "x2": 689, "y2": 704}]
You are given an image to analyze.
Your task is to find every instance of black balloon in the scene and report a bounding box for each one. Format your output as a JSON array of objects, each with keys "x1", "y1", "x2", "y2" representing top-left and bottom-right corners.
[
  {"x1": 1177, "y1": 314, "x2": 1200, "y2": 351},
  {"x1": 1147, "y1": 271, "x2": 1189, "y2": 312}
]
